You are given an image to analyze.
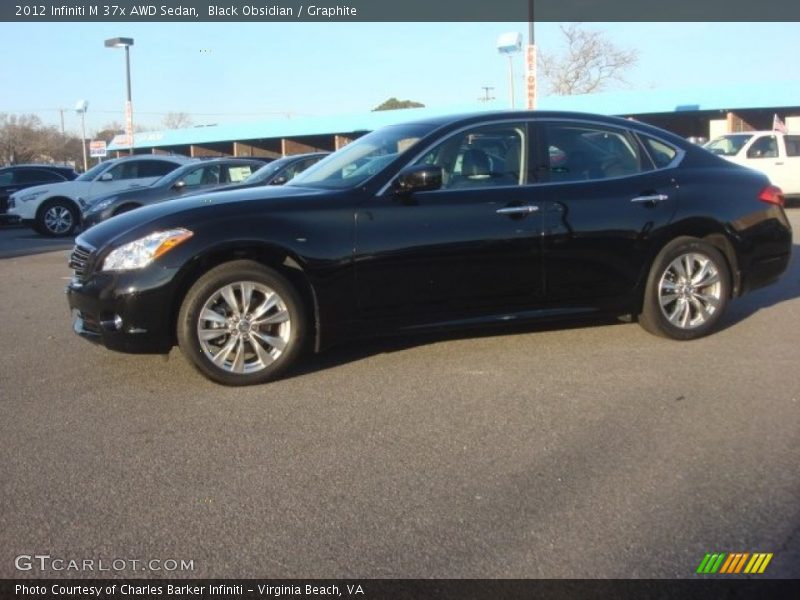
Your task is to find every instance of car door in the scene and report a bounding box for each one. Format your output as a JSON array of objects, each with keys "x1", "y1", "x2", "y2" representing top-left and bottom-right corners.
[
  {"x1": 533, "y1": 120, "x2": 679, "y2": 304},
  {"x1": 354, "y1": 120, "x2": 544, "y2": 327},
  {"x1": 779, "y1": 134, "x2": 800, "y2": 195},
  {"x1": 742, "y1": 134, "x2": 787, "y2": 191}
]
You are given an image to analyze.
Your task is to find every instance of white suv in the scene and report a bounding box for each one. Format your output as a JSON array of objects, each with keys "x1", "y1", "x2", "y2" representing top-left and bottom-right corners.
[
  {"x1": 704, "y1": 131, "x2": 800, "y2": 199},
  {"x1": 7, "y1": 154, "x2": 195, "y2": 236}
]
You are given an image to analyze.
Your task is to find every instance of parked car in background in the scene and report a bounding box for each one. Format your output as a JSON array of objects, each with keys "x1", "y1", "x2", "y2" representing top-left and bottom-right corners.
[
  {"x1": 231, "y1": 152, "x2": 329, "y2": 188},
  {"x1": 0, "y1": 164, "x2": 78, "y2": 223},
  {"x1": 67, "y1": 111, "x2": 792, "y2": 386},
  {"x1": 7, "y1": 154, "x2": 194, "y2": 236},
  {"x1": 82, "y1": 157, "x2": 266, "y2": 228},
  {"x1": 704, "y1": 131, "x2": 800, "y2": 199}
]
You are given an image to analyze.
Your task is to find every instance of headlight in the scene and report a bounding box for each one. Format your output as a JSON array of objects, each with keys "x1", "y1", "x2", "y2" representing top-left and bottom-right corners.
[
  {"x1": 102, "y1": 228, "x2": 193, "y2": 272},
  {"x1": 18, "y1": 190, "x2": 47, "y2": 202}
]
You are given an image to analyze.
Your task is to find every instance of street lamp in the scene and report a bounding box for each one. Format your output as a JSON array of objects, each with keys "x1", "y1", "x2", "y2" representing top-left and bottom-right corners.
[
  {"x1": 497, "y1": 32, "x2": 522, "y2": 109},
  {"x1": 104, "y1": 36, "x2": 134, "y2": 154},
  {"x1": 75, "y1": 99, "x2": 89, "y2": 171}
]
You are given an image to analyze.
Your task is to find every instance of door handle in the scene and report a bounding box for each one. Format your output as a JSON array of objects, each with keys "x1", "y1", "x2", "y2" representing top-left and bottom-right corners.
[
  {"x1": 496, "y1": 205, "x2": 539, "y2": 215},
  {"x1": 775, "y1": 162, "x2": 784, "y2": 166},
  {"x1": 631, "y1": 194, "x2": 669, "y2": 204}
]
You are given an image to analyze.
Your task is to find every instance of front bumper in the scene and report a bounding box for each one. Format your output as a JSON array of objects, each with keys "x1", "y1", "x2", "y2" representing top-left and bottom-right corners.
[
  {"x1": 67, "y1": 270, "x2": 177, "y2": 354},
  {"x1": 6, "y1": 197, "x2": 35, "y2": 220}
]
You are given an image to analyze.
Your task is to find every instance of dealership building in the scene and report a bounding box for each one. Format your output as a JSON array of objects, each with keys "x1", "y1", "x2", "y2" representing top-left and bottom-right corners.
[{"x1": 107, "y1": 82, "x2": 800, "y2": 158}]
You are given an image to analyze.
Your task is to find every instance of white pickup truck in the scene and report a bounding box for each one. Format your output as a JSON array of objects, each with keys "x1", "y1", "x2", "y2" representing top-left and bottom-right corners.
[{"x1": 705, "y1": 131, "x2": 800, "y2": 199}]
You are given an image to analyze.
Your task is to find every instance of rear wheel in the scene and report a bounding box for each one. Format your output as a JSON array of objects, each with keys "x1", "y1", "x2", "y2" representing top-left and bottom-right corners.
[
  {"x1": 639, "y1": 237, "x2": 730, "y2": 340},
  {"x1": 37, "y1": 199, "x2": 78, "y2": 237},
  {"x1": 177, "y1": 260, "x2": 306, "y2": 385}
]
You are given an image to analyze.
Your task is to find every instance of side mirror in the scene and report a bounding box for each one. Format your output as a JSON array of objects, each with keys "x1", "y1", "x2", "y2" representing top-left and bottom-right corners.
[
  {"x1": 172, "y1": 180, "x2": 187, "y2": 190},
  {"x1": 99, "y1": 172, "x2": 113, "y2": 182},
  {"x1": 393, "y1": 165, "x2": 442, "y2": 194}
]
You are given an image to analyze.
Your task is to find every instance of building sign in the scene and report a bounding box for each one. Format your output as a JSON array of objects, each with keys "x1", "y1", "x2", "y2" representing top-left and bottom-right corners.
[
  {"x1": 525, "y1": 44, "x2": 537, "y2": 110},
  {"x1": 89, "y1": 140, "x2": 107, "y2": 158}
]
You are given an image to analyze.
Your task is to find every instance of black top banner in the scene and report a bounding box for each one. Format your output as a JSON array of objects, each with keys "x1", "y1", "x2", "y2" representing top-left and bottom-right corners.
[{"x1": 3, "y1": 0, "x2": 800, "y2": 22}]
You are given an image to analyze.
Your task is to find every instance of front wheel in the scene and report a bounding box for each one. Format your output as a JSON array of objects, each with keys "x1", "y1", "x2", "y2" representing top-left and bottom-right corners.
[
  {"x1": 177, "y1": 260, "x2": 306, "y2": 386},
  {"x1": 37, "y1": 200, "x2": 78, "y2": 237},
  {"x1": 639, "y1": 237, "x2": 731, "y2": 340}
]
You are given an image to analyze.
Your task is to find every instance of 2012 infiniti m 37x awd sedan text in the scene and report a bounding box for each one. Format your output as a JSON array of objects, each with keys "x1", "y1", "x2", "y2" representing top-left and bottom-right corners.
[{"x1": 66, "y1": 111, "x2": 792, "y2": 385}]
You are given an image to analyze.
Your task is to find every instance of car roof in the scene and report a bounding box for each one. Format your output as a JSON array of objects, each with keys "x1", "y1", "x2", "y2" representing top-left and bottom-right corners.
[
  {"x1": 0, "y1": 163, "x2": 77, "y2": 171},
  {"x1": 111, "y1": 154, "x2": 195, "y2": 163}
]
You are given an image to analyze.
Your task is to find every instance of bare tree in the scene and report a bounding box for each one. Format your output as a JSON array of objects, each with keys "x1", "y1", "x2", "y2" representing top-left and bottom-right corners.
[
  {"x1": 539, "y1": 24, "x2": 638, "y2": 96},
  {"x1": 162, "y1": 111, "x2": 194, "y2": 129}
]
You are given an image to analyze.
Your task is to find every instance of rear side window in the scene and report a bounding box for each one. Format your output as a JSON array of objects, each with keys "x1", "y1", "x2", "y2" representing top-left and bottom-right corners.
[
  {"x1": 641, "y1": 136, "x2": 678, "y2": 168},
  {"x1": 784, "y1": 135, "x2": 800, "y2": 157},
  {"x1": 539, "y1": 122, "x2": 644, "y2": 183},
  {"x1": 137, "y1": 160, "x2": 180, "y2": 178},
  {"x1": 17, "y1": 169, "x2": 67, "y2": 184},
  {"x1": 0, "y1": 171, "x2": 13, "y2": 185},
  {"x1": 226, "y1": 164, "x2": 256, "y2": 183}
]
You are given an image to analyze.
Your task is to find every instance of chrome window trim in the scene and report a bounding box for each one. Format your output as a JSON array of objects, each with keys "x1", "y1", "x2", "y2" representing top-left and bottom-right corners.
[{"x1": 377, "y1": 116, "x2": 686, "y2": 196}]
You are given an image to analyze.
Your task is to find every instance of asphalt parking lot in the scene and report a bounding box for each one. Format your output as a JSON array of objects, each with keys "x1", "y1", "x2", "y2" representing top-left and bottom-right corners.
[{"x1": 0, "y1": 214, "x2": 798, "y2": 579}]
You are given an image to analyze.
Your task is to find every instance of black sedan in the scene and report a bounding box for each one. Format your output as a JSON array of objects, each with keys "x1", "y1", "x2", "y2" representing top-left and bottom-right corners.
[
  {"x1": 81, "y1": 157, "x2": 265, "y2": 228},
  {"x1": 66, "y1": 111, "x2": 792, "y2": 386}
]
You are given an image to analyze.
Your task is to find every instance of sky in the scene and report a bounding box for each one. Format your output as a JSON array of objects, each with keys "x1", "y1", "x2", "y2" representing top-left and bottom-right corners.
[{"x1": 1, "y1": 22, "x2": 799, "y2": 136}]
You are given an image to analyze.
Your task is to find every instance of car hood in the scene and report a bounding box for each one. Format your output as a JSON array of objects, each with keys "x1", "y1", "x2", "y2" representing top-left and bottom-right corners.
[
  {"x1": 15, "y1": 180, "x2": 92, "y2": 198},
  {"x1": 77, "y1": 184, "x2": 331, "y2": 249}
]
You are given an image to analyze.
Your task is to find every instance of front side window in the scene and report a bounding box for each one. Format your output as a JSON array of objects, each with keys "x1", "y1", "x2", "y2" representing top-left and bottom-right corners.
[
  {"x1": 747, "y1": 136, "x2": 779, "y2": 159},
  {"x1": 539, "y1": 122, "x2": 644, "y2": 183},
  {"x1": 106, "y1": 161, "x2": 139, "y2": 181},
  {"x1": 0, "y1": 171, "x2": 13, "y2": 185},
  {"x1": 410, "y1": 122, "x2": 526, "y2": 190}
]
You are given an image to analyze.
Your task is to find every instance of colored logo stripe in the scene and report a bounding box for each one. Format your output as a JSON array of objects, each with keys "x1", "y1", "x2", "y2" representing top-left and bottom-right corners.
[{"x1": 696, "y1": 552, "x2": 773, "y2": 574}]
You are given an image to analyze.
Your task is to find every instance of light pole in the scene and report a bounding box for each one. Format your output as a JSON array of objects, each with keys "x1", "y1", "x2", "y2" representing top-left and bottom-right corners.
[
  {"x1": 497, "y1": 32, "x2": 522, "y2": 109},
  {"x1": 104, "y1": 37, "x2": 134, "y2": 154},
  {"x1": 75, "y1": 100, "x2": 89, "y2": 172}
]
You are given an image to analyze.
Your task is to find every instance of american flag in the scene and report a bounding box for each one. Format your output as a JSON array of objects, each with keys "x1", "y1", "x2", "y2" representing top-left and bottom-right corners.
[{"x1": 772, "y1": 114, "x2": 788, "y2": 134}]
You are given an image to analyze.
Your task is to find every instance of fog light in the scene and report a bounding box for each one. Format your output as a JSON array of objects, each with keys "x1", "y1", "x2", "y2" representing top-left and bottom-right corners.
[{"x1": 100, "y1": 314, "x2": 123, "y2": 331}]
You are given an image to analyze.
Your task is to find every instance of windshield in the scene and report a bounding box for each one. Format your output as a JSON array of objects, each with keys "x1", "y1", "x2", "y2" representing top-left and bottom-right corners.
[
  {"x1": 76, "y1": 161, "x2": 113, "y2": 182},
  {"x1": 244, "y1": 157, "x2": 293, "y2": 184},
  {"x1": 704, "y1": 134, "x2": 754, "y2": 156},
  {"x1": 287, "y1": 123, "x2": 435, "y2": 189}
]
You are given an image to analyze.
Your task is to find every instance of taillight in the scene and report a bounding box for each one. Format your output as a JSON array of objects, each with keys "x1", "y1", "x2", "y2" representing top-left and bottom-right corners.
[{"x1": 758, "y1": 185, "x2": 785, "y2": 207}]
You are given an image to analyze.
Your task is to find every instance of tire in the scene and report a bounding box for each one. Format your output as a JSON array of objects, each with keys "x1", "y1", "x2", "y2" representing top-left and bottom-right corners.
[
  {"x1": 639, "y1": 237, "x2": 731, "y2": 340},
  {"x1": 177, "y1": 260, "x2": 306, "y2": 386},
  {"x1": 36, "y1": 199, "x2": 79, "y2": 237}
]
